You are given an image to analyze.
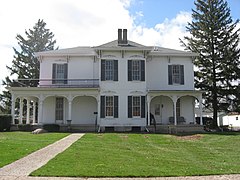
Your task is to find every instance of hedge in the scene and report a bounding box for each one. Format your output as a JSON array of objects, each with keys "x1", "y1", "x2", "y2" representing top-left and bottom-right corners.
[
  {"x1": 43, "y1": 124, "x2": 60, "y2": 132},
  {"x1": 0, "y1": 115, "x2": 12, "y2": 132}
]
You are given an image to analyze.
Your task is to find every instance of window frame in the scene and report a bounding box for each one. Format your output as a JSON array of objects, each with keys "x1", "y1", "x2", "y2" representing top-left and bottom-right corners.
[
  {"x1": 52, "y1": 63, "x2": 68, "y2": 84},
  {"x1": 101, "y1": 60, "x2": 118, "y2": 81},
  {"x1": 105, "y1": 96, "x2": 114, "y2": 118},
  {"x1": 105, "y1": 60, "x2": 114, "y2": 81},
  {"x1": 128, "y1": 60, "x2": 145, "y2": 81},
  {"x1": 132, "y1": 60, "x2": 141, "y2": 81},
  {"x1": 168, "y1": 64, "x2": 184, "y2": 85},
  {"x1": 132, "y1": 96, "x2": 141, "y2": 117},
  {"x1": 128, "y1": 96, "x2": 145, "y2": 118}
]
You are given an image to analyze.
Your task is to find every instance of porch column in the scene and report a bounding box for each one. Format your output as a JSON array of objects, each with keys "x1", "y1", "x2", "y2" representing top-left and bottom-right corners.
[
  {"x1": 26, "y1": 98, "x2": 30, "y2": 124},
  {"x1": 68, "y1": 100, "x2": 72, "y2": 122},
  {"x1": 38, "y1": 98, "x2": 43, "y2": 124},
  {"x1": 199, "y1": 95, "x2": 203, "y2": 125},
  {"x1": 11, "y1": 94, "x2": 15, "y2": 124},
  {"x1": 147, "y1": 99, "x2": 151, "y2": 126},
  {"x1": 19, "y1": 98, "x2": 23, "y2": 124},
  {"x1": 32, "y1": 100, "x2": 36, "y2": 124},
  {"x1": 97, "y1": 96, "x2": 100, "y2": 126},
  {"x1": 146, "y1": 95, "x2": 151, "y2": 126},
  {"x1": 172, "y1": 96, "x2": 177, "y2": 126}
]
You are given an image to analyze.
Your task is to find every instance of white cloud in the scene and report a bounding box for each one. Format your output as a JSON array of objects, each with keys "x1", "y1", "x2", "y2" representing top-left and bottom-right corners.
[
  {"x1": 0, "y1": 0, "x2": 192, "y2": 92},
  {"x1": 130, "y1": 11, "x2": 192, "y2": 49}
]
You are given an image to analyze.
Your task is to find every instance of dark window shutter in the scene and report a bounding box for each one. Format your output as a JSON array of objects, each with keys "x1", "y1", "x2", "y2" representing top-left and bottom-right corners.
[
  {"x1": 168, "y1": 65, "x2": 173, "y2": 85},
  {"x1": 101, "y1": 60, "x2": 105, "y2": 81},
  {"x1": 52, "y1": 64, "x2": 56, "y2": 84},
  {"x1": 141, "y1": 96, "x2": 145, "y2": 118},
  {"x1": 180, "y1": 65, "x2": 184, "y2": 85},
  {"x1": 114, "y1": 96, "x2": 118, "y2": 118},
  {"x1": 141, "y1": 60, "x2": 145, "y2": 81},
  {"x1": 114, "y1": 60, "x2": 118, "y2": 81},
  {"x1": 64, "y1": 63, "x2": 68, "y2": 84},
  {"x1": 128, "y1": 60, "x2": 132, "y2": 81},
  {"x1": 128, "y1": 96, "x2": 132, "y2": 118},
  {"x1": 100, "y1": 96, "x2": 105, "y2": 118}
]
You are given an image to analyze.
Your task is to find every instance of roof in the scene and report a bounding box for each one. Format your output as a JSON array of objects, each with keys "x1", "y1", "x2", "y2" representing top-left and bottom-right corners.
[
  {"x1": 93, "y1": 39, "x2": 152, "y2": 51},
  {"x1": 149, "y1": 47, "x2": 198, "y2": 57},
  {"x1": 35, "y1": 40, "x2": 198, "y2": 58},
  {"x1": 35, "y1": 46, "x2": 96, "y2": 57}
]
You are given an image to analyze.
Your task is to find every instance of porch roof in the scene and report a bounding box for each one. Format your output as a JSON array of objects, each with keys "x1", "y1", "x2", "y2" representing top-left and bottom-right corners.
[{"x1": 147, "y1": 90, "x2": 203, "y2": 98}]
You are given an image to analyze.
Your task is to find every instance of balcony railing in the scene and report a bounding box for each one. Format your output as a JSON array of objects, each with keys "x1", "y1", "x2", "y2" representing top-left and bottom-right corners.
[{"x1": 11, "y1": 79, "x2": 99, "y2": 88}]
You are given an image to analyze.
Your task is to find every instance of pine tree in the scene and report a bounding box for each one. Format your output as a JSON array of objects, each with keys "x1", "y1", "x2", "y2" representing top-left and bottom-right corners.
[
  {"x1": 0, "y1": 19, "x2": 57, "y2": 113},
  {"x1": 181, "y1": 0, "x2": 240, "y2": 127}
]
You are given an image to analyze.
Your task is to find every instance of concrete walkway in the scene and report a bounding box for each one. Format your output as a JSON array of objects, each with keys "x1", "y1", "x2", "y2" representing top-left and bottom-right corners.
[{"x1": 0, "y1": 133, "x2": 84, "y2": 179}]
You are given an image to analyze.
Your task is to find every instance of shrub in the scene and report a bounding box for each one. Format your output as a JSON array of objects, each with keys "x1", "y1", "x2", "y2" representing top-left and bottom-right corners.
[
  {"x1": 43, "y1": 124, "x2": 60, "y2": 132},
  {"x1": 17, "y1": 124, "x2": 32, "y2": 131},
  {"x1": 0, "y1": 115, "x2": 12, "y2": 132}
]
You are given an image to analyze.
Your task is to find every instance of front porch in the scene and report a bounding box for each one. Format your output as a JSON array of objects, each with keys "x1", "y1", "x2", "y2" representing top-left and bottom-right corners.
[{"x1": 147, "y1": 90, "x2": 204, "y2": 126}]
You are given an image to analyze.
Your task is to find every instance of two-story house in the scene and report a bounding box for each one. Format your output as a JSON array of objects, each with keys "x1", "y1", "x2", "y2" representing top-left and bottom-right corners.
[{"x1": 9, "y1": 29, "x2": 203, "y2": 132}]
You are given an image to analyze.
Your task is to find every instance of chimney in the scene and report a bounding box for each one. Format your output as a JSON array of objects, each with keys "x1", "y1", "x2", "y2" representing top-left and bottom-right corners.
[
  {"x1": 123, "y1": 29, "x2": 128, "y2": 44},
  {"x1": 118, "y1": 29, "x2": 128, "y2": 45},
  {"x1": 118, "y1": 29, "x2": 122, "y2": 44}
]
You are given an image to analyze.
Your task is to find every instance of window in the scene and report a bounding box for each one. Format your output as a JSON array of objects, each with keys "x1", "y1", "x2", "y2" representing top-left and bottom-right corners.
[
  {"x1": 55, "y1": 97, "x2": 64, "y2": 120},
  {"x1": 52, "y1": 63, "x2": 68, "y2": 84},
  {"x1": 128, "y1": 60, "x2": 145, "y2": 81},
  {"x1": 128, "y1": 96, "x2": 145, "y2": 118},
  {"x1": 105, "y1": 60, "x2": 113, "y2": 80},
  {"x1": 101, "y1": 60, "x2": 118, "y2": 81},
  {"x1": 132, "y1": 60, "x2": 140, "y2": 81},
  {"x1": 168, "y1": 65, "x2": 184, "y2": 85},
  {"x1": 100, "y1": 96, "x2": 118, "y2": 118},
  {"x1": 132, "y1": 96, "x2": 140, "y2": 117},
  {"x1": 106, "y1": 96, "x2": 113, "y2": 117}
]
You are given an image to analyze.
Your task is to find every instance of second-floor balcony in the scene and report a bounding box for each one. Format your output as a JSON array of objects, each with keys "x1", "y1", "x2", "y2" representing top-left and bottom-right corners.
[{"x1": 12, "y1": 79, "x2": 99, "y2": 88}]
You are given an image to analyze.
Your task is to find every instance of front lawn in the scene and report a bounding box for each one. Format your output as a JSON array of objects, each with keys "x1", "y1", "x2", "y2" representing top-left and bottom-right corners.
[
  {"x1": 32, "y1": 133, "x2": 240, "y2": 177},
  {"x1": 0, "y1": 131, "x2": 69, "y2": 167}
]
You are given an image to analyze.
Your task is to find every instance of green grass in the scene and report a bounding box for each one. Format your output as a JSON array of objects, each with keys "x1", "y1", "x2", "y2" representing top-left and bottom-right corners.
[
  {"x1": 0, "y1": 131, "x2": 69, "y2": 168},
  {"x1": 31, "y1": 132, "x2": 240, "y2": 177}
]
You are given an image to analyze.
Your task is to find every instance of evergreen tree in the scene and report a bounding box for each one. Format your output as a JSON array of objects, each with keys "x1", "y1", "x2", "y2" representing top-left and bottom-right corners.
[
  {"x1": 181, "y1": 0, "x2": 240, "y2": 126},
  {"x1": 0, "y1": 19, "x2": 57, "y2": 113}
]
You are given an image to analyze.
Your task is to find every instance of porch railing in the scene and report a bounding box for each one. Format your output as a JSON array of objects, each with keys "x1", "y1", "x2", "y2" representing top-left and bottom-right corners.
[{"x1": 11, "y1": 79, "x2": 99, "y2": 88}]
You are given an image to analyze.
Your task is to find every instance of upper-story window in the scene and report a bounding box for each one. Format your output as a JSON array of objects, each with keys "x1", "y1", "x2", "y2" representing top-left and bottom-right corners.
[
  {"x1": 52, "y1": 63, "x2": 68, "y2": 84},
  {"x1": 101, "y1": 60, "x2": 118, "y2": 81},
  {"x1": 128, "y1": 60, "x2": 145, "y2": 81},
  {"x1": 168, "y1": 65, "x2": 184, "y2": 85}
]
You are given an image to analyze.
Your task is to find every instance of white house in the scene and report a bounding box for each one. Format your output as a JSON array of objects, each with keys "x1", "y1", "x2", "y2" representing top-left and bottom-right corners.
[
  {"x1": 9, "y1": 29, "x2": 203, "y2": 132},
  {"x1": 218, "y1": 113, "x2": 240, "y2": 131}
]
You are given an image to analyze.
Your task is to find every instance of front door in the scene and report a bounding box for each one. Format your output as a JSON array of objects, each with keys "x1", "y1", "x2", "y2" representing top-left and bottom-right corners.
[{"x1": 154, "y1": 104, "x2": 162, "y2": 124}]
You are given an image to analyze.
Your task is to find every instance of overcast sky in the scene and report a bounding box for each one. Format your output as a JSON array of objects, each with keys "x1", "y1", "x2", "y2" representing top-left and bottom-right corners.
[{"x1": 0, "y1": 0, "x2": 239, "y2": 91}]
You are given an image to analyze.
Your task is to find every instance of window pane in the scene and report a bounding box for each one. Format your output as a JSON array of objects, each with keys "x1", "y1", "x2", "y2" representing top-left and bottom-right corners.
[
  {"x1": 132, "y1": 96, "x2": 140, "y2": 117},
  {"x1": 56, "y1": 64, "x2": 65, "y2": 84},
  {"x1": 106, "y1": 96, "x2": 113, "y2": 117},
  {"x1": 105, "y1": 60, "x2": 113, "y2": 80},
  {"x1": 132, "y1": 60, "x2": 140, "y2": 81},
  {"x1": 172, "y1": 65, "x2": 180, "y2": 84}
]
